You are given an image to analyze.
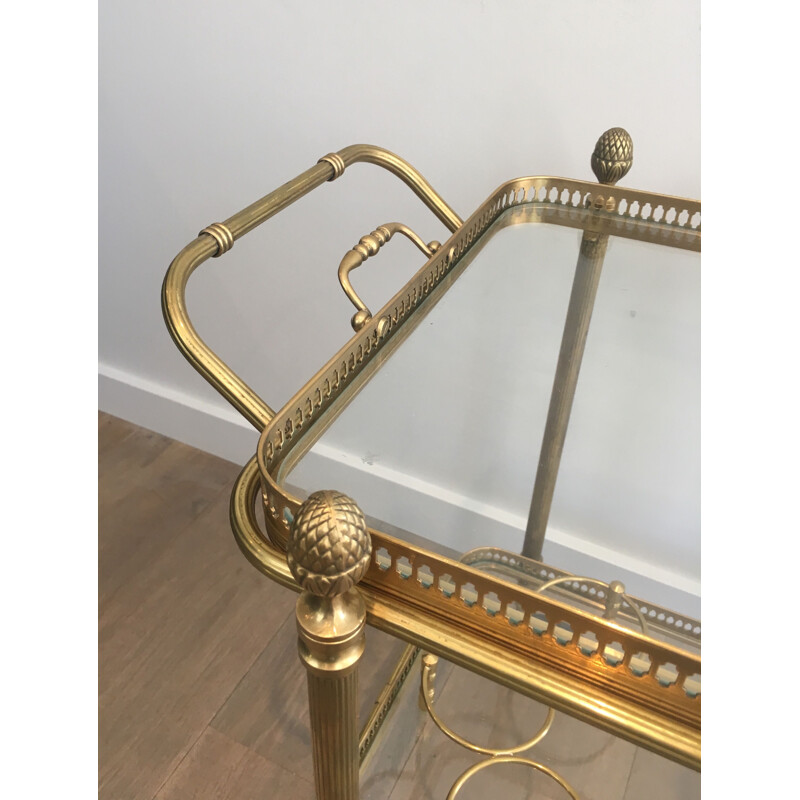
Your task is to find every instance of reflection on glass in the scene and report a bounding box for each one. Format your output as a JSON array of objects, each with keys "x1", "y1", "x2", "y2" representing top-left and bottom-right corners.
[{"x1": 285, "y1": 216, "x2": 699, "y2": 617}]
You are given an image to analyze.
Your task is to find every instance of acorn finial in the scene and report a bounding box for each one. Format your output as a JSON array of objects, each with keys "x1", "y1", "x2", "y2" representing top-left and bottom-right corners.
[
  {"x1": 287, "y1": 490, "x2": 372, "y2": 597},
  {"x1": 591, "y1": 127, "x2": 633, "y2": 185}
]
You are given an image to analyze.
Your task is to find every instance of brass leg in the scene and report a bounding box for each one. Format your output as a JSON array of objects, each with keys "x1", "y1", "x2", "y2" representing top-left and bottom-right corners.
[
  {"x1": 522, "y1": 128, "x2": 634, "y2": 559},
  {"x1": 297, "y1": 590, "x2": 366, "y2": 800},
  {"x1": 287, "y1": 490, "x2": 373, "y2": 800}
]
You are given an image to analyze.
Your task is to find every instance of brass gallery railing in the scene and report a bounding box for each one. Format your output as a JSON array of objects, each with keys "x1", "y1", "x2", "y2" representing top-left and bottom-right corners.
[{"x1": 163, "y1": 138, "x2": 700, "y2": 800}]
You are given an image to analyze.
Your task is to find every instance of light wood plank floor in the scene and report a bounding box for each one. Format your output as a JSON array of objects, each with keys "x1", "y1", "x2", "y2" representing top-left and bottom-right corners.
[{"x1": 99, "y1": 412, "x2": 700, "y2": 800}]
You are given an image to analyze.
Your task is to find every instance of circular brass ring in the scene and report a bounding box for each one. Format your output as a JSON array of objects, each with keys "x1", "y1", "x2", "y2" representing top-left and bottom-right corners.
[
  {"x1": 446, "y1": 756, "x2": 579, "y2": 800},
  {"x1": 318, "y1": 152, "x2": 345, "y2": 181},
  {"x1": 420, "y1": 659, "x2": 555, "y2": 756},
  {"x1": 198, "y1": 222, "x2": 234, "y2": 257}
]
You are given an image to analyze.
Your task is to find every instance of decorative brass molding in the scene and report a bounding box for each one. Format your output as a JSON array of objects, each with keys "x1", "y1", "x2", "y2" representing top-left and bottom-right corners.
[
  {"x1": 460, "y1": 547, "x2": 700, "y2": 649},
  {"x1": 264, "y1": 480, "x2": 701, "y2": 738},
  {"x1": 355, "y1": 534, "x2": 701, "y2": 718},
  {"x1": 198, "y1": 222, "x2": 234, "y2": 257},
  {"x1": 358, "y1": 644, "x2": 420, "y2": 763},
  {"x1": 318, "y1": 152, "x2": 346, "y2": 181}
]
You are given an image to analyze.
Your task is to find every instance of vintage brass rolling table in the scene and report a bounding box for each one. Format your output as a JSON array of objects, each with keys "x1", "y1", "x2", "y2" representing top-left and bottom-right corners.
[{"x1": 162, "y1": 130, "x2": 700, "y2": 799}]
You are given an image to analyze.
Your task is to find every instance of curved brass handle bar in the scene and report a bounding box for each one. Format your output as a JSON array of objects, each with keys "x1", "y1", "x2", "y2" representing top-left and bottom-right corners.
[
  {"x1": 420, "y1": 655, "x2": 555, "y2": 756},
  {"x1": 162, "y1": 145, "x2": 462, "y2": 430},
  {"x1": 161, "y1": 235, "x2": 277, "y2": 430},
  {"x1": 446, "y1": 756, "x2": 579, "y2": 800},
  {"x1": 338, "y1": 222, "x2": 441, "y2": 332}
]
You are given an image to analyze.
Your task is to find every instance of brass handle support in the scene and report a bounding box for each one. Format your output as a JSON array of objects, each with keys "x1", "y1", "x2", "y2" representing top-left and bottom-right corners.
[
  {"x1": 522, "y1": 128, "x2": 634, "y2": 559},
  {"x1": 288, "y1": 491, "x2": 373, "y2": 800},
  {"x1": 162, "y1": 145, "x2": 462, "y2": 431},
  {"x1": 338, "y1": 222, "x2": 441, "y2": 332}
]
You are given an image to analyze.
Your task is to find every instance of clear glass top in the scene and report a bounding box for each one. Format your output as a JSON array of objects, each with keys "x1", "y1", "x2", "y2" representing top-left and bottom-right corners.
[{"x1": 283, "y1": 216, "x2": 700, "y2": 618}]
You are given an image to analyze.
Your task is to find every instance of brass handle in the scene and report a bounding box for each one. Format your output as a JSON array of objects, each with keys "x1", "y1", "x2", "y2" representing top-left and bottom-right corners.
[
  {"x1": 162, "y1": 145, "x2": 462, "y2": 432},
  {"x1": 338, "y1": 222, "x2": 440, "y2": 332}
]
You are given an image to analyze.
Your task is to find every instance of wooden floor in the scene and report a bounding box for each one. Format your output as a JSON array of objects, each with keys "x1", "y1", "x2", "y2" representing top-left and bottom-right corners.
[{"x1": 99, "y1": 412, "x2": 700, "y2": 800}]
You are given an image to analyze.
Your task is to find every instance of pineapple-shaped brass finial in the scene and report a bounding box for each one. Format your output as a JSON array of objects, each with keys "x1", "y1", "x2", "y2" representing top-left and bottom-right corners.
[
  {"x1": 591, "y1": 127, "x2": 634, "y2": 186},
  {"x1": 288, "y1": 490, "x2": 372, "y2": 597}
]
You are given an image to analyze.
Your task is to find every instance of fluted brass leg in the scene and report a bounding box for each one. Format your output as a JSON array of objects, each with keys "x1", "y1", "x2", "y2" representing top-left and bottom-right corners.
[
  {"x1": 297, "y1": 590, "x2": 366, "y2": 800},
  {"x1": 288, "y1": 490, "x2": 373, "y2": 800}
]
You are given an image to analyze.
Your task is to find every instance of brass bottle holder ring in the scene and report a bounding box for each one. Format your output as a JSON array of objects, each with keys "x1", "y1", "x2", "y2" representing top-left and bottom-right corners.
[
  {"x1": 337, "y1": 222, "x2": 440, "y2": 333},
  {"x1": 447, "y1": 756, "x2": 580, "y2": 800},
  {"x1": 421, "y1": 572, "x2": 649, "y2": 799},
  {"x1": 420, "y1": 653, "x2": 555, "y2": 757}
]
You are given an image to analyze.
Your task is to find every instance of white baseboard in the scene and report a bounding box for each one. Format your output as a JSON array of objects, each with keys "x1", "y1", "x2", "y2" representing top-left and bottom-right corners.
[
  {"x1": 99, "y1": 363, "x2": 700, "y2": 618},
  {"x1": 98, "y1": 363, "x2": 259, "y2": 465}
]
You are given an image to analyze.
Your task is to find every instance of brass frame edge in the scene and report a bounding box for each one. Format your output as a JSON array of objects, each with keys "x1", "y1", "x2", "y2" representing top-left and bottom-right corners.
[{"x1": 230, "y1": 457, "x2": 700, "y2": 771}]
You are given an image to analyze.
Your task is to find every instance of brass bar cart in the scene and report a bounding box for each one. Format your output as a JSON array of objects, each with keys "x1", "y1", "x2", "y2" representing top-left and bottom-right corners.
[{"x1": 163, "y1": 132, "x2": 700, "y2": 800}]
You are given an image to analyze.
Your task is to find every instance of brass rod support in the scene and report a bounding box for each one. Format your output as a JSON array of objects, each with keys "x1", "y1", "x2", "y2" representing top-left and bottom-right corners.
[
  {"x1": 162, "y1": 145, "x2": 462, "y2": 431},
  {"x1": 522, "y1": 128, "x2": 634, "y2": 559}
]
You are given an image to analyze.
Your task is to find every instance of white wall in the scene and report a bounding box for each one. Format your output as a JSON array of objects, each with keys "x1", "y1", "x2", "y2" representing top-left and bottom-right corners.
[{"x1": 99, "y1": 1, "x2": 700, "y2": 614}]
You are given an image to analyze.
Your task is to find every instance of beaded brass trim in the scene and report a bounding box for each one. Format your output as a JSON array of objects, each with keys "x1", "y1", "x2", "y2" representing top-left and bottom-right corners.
[
  {"x1": 462, "y1": 547, "x2": 700, "y2": 649},
  {"x1": 358, "y1": 644, "x2": 420, "y2": 763}
]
